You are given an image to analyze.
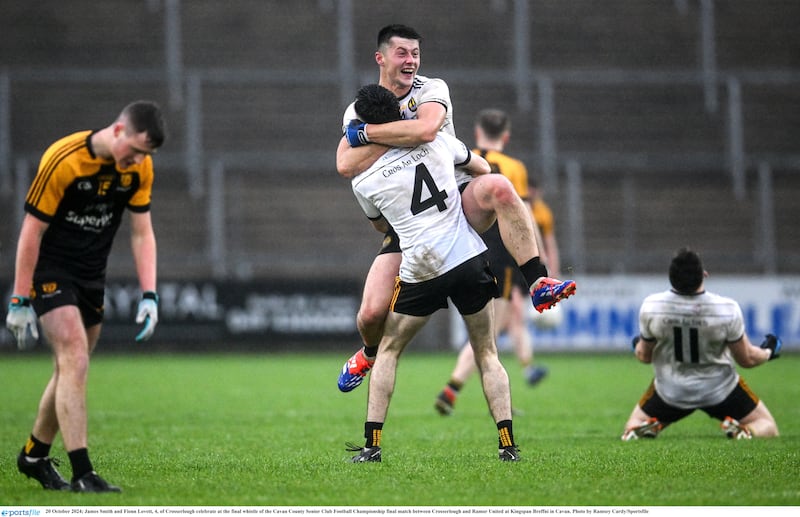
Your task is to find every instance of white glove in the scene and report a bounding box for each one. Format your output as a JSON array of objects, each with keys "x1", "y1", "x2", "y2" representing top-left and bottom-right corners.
[
  {"x1": 6, "y1": 295, "x2": 39, "y2": 350},
  {"x1": 135, "y1": 291, "x2": 159, "y2": 342}
]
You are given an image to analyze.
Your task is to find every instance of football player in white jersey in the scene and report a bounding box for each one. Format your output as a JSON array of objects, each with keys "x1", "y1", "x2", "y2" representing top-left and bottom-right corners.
[
  {"x1": 346, "y1": 83, "x2": 519, "y2": 462},
  {"x1": 336, "y1": 24, "x2": 575, "y2": 393},
  {"x1": 622, "y1": 248, "x2": 781, "y2": 441}
]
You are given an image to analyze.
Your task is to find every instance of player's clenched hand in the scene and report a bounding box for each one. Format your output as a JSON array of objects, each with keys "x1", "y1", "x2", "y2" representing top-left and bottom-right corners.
[
  {"x1": 345, "y1": 120, "x2": 370, "y2": 147},
  {"x1": 6, "y1": 295, "x2": 39, "y2": 350},
  {"x1": 135, "y1": 291, "x2": 159, "y2": 343},
  {"x1": 760, "y1": 333, "x2": 782, "y2": 361}
]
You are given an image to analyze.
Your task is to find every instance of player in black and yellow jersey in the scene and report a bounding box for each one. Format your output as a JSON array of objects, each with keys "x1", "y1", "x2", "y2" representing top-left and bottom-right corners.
[
  {"x1": 6, "y1": 101, "x2": 165, "y2": 492},
  {"x1": 435, "y1": 109, "x2": 558, "y2": 416}
]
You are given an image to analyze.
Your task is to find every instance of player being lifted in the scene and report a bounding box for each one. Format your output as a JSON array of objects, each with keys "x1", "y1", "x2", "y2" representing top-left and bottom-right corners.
[
  {"x1": 336, "y1": 24, "x2": 575, "y2": 392},
  {"x1": 346, "y1": 83, "x2": 518, "y2": 461}
]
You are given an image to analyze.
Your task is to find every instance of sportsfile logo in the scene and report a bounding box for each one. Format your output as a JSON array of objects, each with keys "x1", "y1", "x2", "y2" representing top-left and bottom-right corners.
[{"x1": 1, "y1": 510, "x2": 41, "y2": 517}]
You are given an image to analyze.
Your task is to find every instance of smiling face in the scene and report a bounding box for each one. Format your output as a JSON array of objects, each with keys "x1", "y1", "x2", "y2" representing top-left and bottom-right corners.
[{"x1": 376, "y1": 36, "x2": 421, "y2": 97}]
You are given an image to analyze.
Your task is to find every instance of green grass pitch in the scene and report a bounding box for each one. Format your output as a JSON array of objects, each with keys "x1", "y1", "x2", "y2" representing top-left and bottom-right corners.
[{"x1": 1, "y1": 351, "x2": 798, "y2": 506}]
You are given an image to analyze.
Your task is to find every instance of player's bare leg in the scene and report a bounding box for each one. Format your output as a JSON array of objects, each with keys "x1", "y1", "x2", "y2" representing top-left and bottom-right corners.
[
  {"x1": 349, "y1": 312, "x2": 432, "y2": 463},
  {"x1": 434, "y1": 339, "x2": 478, "y2": 416},
  {"x1": 17, "y1": 361, "x2": 67, "y2": 490},
  {"x1": 621, "y1": 404, "x2": 665, "y2": 440},
  {"x1": 30, "y1": 373, "x2": 60, "y2": 445},
  {"x1": 366, "y1": 312, "x2": 429, "y2": 423},
  {"x1": 464, "y1": 302, "x2": 519, "y2": 460},
  {"x1": 461, "y1": 174, "x2": 538, "y2": 262},
  {"x1": 20, "y1": 310, "x2": 118, "y2": 492},
  {"x1": 461, "y1": 175, "x2": 575, "y2": 312},
  {"x1": 435, "y1": 297, "x2": 512, "y2": 415},
  {"x1": 29, "y1": 317, "x2": 100, "y2": 448},
  {"x1": 338, "y1": 252, "x2": 401, "y2": 392},
  {"x1": 463, "y1": 303, "x2": 512, "y2": 423},
  {"x1": 357, "y1": 252, "x2": 401, "y2": 348},
  {"x1": 38, "y1": 307, "x2": 94, "y2": 453},
  {"x1": 733, "y1": 401, "x2": 779, "y2": 437}
]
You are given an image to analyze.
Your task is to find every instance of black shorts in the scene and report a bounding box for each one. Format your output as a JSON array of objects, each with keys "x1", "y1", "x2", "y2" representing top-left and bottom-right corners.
[
  {"x1": 390, "y1": 253, "x2": 499, "y2": 317},
  {"x1": 481, "y1": 222, "x2": 527, "y2": 300},
  {"x1": 30, "y1": 273, "x2": 105, "y2": 327},
  {"x1": 638, "y1": 377, "x2": 760, "y2": 424},
  {"x1": 377, "y1": 226, "x2": 401, "y2": 255}
]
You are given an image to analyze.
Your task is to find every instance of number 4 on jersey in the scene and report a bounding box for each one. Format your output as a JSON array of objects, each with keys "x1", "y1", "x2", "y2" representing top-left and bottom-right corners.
[{"x1": 411, "y1": 163, "x2": 448, "y2": 215}]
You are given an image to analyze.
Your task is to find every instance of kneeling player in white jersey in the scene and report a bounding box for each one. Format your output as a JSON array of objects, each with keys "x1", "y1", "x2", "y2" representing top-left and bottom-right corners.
[
  {"x1": 345, "y1": 84, "x2": 519, "y2": 462},
  {"x1": 622, "y1": 248, "x2": 781, "y2": 440}
]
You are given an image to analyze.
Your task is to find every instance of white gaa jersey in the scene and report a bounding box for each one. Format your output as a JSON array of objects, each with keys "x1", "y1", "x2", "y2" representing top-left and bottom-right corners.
[
  {"x1": 342, "y1": 75, "x2": 470, "y2": 186},
  {"x1": 639, "y1": 289, "x2": 746, "y2": 409},
  {"x1": 351, "y1": 133, "x2": 487, "y2": 283}
]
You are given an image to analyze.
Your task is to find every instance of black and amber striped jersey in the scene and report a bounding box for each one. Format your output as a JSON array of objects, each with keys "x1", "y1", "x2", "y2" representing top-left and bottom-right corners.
[
  {"x1": 25, "y1": 130, "x2": 154, "y2": 280},
  {"x1": 475, "y1": 148, "x2": 556, "y2": 238},
  {"x1": 473, "y1": 149, "x2": 529, "y2": 201},
  {"x1": 473, "y1": 149, "x2": 531, "y2": 295}
]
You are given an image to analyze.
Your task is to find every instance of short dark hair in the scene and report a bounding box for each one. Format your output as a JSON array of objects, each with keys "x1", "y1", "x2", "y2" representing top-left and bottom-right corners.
[
  {"x1": 669, "y1": 247, "x2": 704, "y2": 294},
  {"x1": 355, "y1": 84, "x2": 401, "y2": 125},
  {"x1": 377, "y1": 24, "x2": 422, "y2": 49},
  {"x1": 121, "y1": 100, "x2": 166, "y2": 148},
  {"x1": 476, "y1": 109, "x2": 510, "y2": 139}
]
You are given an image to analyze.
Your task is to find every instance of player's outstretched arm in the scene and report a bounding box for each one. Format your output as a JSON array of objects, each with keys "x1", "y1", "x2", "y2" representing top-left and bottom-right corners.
[{"x1": 729, "y1": 334, "x2": 775, "y2": 367}]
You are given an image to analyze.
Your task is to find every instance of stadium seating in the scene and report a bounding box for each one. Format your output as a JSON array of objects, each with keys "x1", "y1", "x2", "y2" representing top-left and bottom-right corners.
[{"x1": 1, "y1": 0, "x2": 799, "y2": 278}]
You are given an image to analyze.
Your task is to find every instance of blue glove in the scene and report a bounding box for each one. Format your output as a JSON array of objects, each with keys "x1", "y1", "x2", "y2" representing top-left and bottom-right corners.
[
  {"x1": 760, "y1": 333, "x2": 782, "y2": 360},
  {"x1": 630, "y1": 335, "x2": 639, "y2": 352},
  {"x1": 345, "y1": 120, "x2": 370, "y2": 147},
  {"x1": 135, "y1": 291, "x2": 159, "y2": 342},
  {"x1": 6, "y1": 295, "x2": 39, "y2": 350}
]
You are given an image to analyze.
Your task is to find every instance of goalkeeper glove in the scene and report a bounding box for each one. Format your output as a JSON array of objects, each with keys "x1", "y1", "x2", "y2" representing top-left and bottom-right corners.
[
  {"x1": 344, "y1": 120, "x2": 370, "y2": 147},
  {"x1": 630, "y1": 335, "x2": 639, "y2": 352},
  {"x1": 6, "y1": 295, "x2": 39, "y2": 350},
  {"x1": 760, "y1": 333, "x2": 782, "y2": 360},
  {"x1": 135, "y1": 291, "x2": 159, "y2": 343}
]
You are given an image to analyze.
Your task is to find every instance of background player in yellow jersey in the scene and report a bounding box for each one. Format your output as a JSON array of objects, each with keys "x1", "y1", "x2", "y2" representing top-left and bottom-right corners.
[
  {"x1": 435, "y1": 109, "x2": 558, "y2": 415},
  {"x1": 6, "y1": 101, "x2": 165, "y2": 492},
  {"x1": 526, "y1": 174, "x2": 565, "y2": 330},
  {"x1": 528, "y1": 176, "x2": 561, "y2": 281}
]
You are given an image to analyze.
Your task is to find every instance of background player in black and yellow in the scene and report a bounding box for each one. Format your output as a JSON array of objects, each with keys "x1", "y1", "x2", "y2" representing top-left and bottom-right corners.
[
  {"x1": 435, "y1": 109, "x2": 555, "y2": 415},
  {"x1": 6, "y1": 100, "x2": 165, "y2": 492}
]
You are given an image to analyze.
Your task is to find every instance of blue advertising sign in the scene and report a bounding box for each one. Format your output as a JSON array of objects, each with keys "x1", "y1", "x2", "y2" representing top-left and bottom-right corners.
[{"x1": 453, "y1": 276, "x2": 800, "y2": 351}]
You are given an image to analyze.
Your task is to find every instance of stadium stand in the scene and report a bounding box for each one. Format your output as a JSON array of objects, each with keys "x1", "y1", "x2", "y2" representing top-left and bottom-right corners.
[{"x1": 1, "y1": 0, "x2": 799, "y2": 280}]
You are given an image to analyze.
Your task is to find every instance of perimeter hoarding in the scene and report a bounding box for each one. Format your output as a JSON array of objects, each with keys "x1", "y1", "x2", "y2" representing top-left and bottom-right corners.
[
  {"x1": 2, "y1": 276, "x2": 799, "y2": 351},
  {"x1": 0, "y1": 279, "x2": 363, "y2": 351},
  {"x1": 452, "y1": 275, "x2": 800, "y2": 352}
]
